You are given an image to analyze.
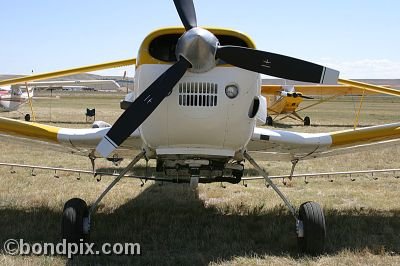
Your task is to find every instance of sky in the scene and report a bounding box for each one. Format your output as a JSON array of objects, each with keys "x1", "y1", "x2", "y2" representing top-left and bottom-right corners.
[{"x1": 1, "y1": 0, "x2": 399, "y2": 79}]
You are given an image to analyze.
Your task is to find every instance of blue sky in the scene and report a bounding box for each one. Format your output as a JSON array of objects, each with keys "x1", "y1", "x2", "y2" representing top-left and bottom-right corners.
[{"x1": 1, "y1": 0, "x2": 399, "y2": 78}]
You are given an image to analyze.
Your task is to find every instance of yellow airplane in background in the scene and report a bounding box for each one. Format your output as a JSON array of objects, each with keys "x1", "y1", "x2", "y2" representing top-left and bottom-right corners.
[{"x1": 261, "y1": 80, "x2": 400, "y2": 126}]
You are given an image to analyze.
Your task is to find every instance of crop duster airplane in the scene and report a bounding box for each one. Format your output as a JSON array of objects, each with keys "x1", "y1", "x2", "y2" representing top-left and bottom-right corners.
[{"x1": 1, "y1": 0, "x2": 400, "y2": 254}]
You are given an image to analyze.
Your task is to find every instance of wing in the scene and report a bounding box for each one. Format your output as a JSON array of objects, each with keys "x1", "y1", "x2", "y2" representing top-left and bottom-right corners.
[
  {"x1": 262, "y1": 79, "x2": 400, "y2": 97},
  {"x1": 261, "y1": 85, "x2": 377, "y2": 96},
  {"x1": 0, "y1": 58, "x2": 136, "y2": 86},
  {"x1": 26, "y1": 80, "x2": 121, "y2": 90},
  {"x1": 0, "y1": 117, "x2": 142, "y2": 158},
  {"x1": 247, "y1": 122, "x2": 400, "y2": 161}
]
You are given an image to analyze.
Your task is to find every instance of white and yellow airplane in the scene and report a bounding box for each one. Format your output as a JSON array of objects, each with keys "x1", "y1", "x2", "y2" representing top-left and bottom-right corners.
[
  {"x1": 0, "y1": 85, "x2": 33, "y2": 113},
  {"x1": 261, "y1": 81, "x2": 400, "y2": 126},
  {"x1": 0, "y1": 0, "x2": 399, "y2": 254},
  {"x1": 0, "y1": 80, "x2": 120, "y2": 113}
]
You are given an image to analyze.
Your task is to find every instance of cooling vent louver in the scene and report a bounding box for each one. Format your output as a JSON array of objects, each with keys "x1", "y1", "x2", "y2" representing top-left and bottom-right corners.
[{"x1": 178, "y1": 82, "x2": 218, "y2": 107}]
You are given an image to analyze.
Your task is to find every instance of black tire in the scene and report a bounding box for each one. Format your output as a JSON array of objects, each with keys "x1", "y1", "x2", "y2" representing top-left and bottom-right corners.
[
  {"x1": 61, "y1": 198, "x2": 89, "y2": 243},
  {"x1": 303, "y1": 116, "x2": 310, "y2": 126},
  {"x1": 266, "y1": 116, "x2": 273, "y2": 126},
  {"x1": 298, "y1": 201, "x2": 326, "y2": 254},
  {"x1": 24, "y1": 114, "x2": 31, "y2": 122}
]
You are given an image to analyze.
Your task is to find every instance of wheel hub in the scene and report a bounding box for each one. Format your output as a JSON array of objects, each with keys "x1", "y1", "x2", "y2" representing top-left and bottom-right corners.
[{"x1": 296, "y1": 219, "x2": 304, "y2": 238}]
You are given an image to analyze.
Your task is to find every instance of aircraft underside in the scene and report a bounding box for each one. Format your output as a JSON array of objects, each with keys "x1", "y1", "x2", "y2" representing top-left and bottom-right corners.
[{"x1": 155, "y1": 156, "x2": 244, "y2": 185}]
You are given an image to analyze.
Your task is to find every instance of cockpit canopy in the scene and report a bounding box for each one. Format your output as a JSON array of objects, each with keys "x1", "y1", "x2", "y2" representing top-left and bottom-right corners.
[{"x1": 11, "y1": 88, "x2": 23, "y2": 96}]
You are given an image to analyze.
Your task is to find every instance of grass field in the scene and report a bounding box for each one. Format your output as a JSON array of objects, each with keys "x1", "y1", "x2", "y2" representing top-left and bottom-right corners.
[{"x1": 0, "y1": 92, "x2": 400, "y2": 265}]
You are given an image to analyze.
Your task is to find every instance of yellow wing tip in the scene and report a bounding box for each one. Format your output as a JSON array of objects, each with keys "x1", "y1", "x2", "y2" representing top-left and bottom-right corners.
[{"x1": 0, "y1": 117, "x2": 60, "y2": 142}]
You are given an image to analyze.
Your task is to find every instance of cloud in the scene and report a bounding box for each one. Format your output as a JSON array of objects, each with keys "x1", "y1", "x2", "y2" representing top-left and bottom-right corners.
[{"x1": 318, "y1": 58, "x2": 400, "y2": 79}]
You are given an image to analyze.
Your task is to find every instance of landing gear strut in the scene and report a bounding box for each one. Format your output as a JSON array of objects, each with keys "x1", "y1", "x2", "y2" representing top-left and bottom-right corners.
[
  {"x1": 61, "y1": 151, "x2": 145, "y2": 242},
  {"x1": 244, "y1": 152, "x2": 326, "y2": 254},
  {"x1": 266, "y1": 116, "x2": 273, "y2": 126}
]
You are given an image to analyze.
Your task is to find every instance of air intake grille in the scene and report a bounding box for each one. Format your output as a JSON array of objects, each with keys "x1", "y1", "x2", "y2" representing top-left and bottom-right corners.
[{"x1": 178, "y1": 82, "x2": 218, "y2": 107}]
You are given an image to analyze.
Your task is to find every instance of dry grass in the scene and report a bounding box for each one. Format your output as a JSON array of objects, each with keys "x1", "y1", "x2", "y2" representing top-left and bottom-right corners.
[{"x1": 0, "y1": 92, "x2": 400, "y2": 265}]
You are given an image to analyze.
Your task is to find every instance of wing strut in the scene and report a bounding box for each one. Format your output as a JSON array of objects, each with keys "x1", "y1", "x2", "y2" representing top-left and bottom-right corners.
[
  {"x1": 243, "y1": 152, "x2": 298, "y2": 219},
  {"x1": 353, "y1": 89, "x2": 366, "y2": 130},
  {"x1": 89, "y1": 151, "x2": 145, "y2": 216},
  {"x1": 25, "y1": 82, "x2": 36, "y2": 121}
]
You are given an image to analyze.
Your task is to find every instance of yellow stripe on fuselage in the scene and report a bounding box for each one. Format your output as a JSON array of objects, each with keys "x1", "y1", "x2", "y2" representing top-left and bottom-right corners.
[
  {"x1": 0, "y1": 117, "x2": 59, "y2": 142},
  {"x1": 330, "y1": 123, "x2": 400, "y2": 147}
]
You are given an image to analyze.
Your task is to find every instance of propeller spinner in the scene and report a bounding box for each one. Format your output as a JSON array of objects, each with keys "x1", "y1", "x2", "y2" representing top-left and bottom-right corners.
[{"x1": 96, "y1": 0, "x2": 339, "y2": 158}]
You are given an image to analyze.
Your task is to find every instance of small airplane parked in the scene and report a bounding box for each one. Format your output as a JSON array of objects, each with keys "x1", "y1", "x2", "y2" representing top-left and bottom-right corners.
[
  {"x1": 27, "y1": 79, "x2": 121, "y2": 91},
  {"x1": 0, "y1": 80, "x2": 120, "y2": 119},
  {"x1": 261, "y1": 81, "x2": 400, "y2": 126},
  {"x1": 0, "y1": 0, "x2": 399, "y2": 254},
  {"x1": 0, "y1": 85, "x2": 33, "y2": 113}
]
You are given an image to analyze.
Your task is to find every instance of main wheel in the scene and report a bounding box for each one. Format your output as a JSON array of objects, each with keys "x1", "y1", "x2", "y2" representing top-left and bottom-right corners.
[
  {"x1": 297, "y1": 201, "x2": 326, "y2": 254},
  {"x1": 303, "y1": 116, "x2": 311, "y2": 126},
  {"x1": 266, "y1": 116, "x2": 273, "y2": 126},
  {"x1": 24, "y1": 114, "x2": 31, "y2": 122},
  {"x1": 61, "y1": 198, "x2": 90, "y2": 243}
]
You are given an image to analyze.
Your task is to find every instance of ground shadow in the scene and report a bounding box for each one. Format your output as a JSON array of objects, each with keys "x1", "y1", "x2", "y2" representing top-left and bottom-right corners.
[{"x1": 0, "y1": 183, "x2": 399, "y2": 265}]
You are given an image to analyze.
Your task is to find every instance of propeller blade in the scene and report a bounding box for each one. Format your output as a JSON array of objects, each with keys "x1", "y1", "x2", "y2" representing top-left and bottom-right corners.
[
  {"x1": 216, "y1": 46, "x2": 339, "y2": 84},
  {"x1": 173, "y1": 0, "x2": 197, "y2": 30},
  {"x1": 96, "y1": 58, "x2": 191, "y2": 158},
  {"x1": 300, "y1": 95, "x2": 314, "y2": 100}
]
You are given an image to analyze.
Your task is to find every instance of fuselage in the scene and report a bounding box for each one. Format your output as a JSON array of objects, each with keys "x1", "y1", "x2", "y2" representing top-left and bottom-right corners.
[
  {"x1": 133, "y1": 27, "x2": 261, "y2": 164},
  {"x1": 0, "y1": 86, "x2": 30, "y2": 112},
  {"x1": 266, "y1": 95, "x2": 303, "y2": 115}
]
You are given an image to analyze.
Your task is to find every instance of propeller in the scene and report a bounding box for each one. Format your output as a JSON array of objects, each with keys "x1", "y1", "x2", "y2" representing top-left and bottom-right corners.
[
  {"x1": 279, "y1": 90, "x2": 314, "y2": 99},
  {"x1": 96, "y1": 57, "x2": 191, "y2": 157},
  {"x1": 299, "y1": 95, "x2": 314, "y2": 100},
  {"x1": 173, "y1": 0, "x2": 197, "y2": 30},
  {"x1": 96, "y1": 0, "x2": 198, "y2": 157},
  {"x1": 216, "y1": 46, "x2": 338, "y2": 84},
  {"x1": 96, "y1": 0, "x2": 339, "y2": 158}
]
